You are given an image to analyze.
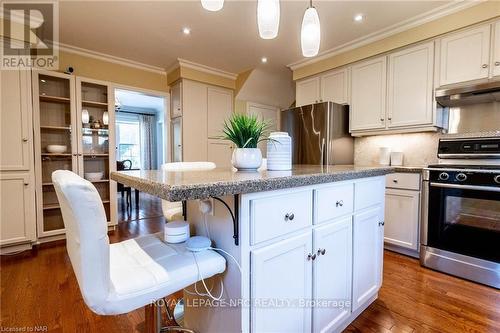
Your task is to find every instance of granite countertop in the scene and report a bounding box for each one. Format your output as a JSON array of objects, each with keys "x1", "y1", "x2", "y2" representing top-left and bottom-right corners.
[{"x1": 111, "y1": 165, "x2": 394, "y2": 201}]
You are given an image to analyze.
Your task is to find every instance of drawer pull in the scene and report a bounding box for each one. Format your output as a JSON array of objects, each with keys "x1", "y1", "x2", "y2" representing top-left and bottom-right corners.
[
  {"x1": 22, "y1": 138, "x2": 28, "y2": 142},
  {"x1": 378, "y1": 221, "x2": 385, "y2": 226},
  {"x1": 392, "y1": 179, "x2": 398, "y2": 183},
  {"x1": 307, "y1": 253, "x2": 317, "y2": 261},
  {"x1": 336, "y1": 200, "x2": 344, "y2": 207},
  {"x1": 284, "y1": 213, "x2": 295, "y2": 221},
  {"x1": 317, "y1": 248, "x2": 326, "y2": 256}
]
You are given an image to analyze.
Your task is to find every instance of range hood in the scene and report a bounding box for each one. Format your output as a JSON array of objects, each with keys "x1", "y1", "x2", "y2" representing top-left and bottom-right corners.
[{"x1": 436, "y1": 80, "x2": 500, "y2": 107}]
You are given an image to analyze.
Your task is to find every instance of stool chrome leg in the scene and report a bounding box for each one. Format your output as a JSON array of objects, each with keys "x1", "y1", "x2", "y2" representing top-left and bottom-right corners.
[{"x1": 160, "y1": 297, "x2": 196, "y2": 333}]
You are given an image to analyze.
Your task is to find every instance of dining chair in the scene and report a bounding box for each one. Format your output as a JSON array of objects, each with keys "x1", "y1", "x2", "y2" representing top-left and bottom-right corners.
[
  {"x1": 160, "y1": 162, "x2": 216, "y2": 221},
  {"x1": 117, "y1": 159, "x2": 132, "y2": 208},
  {"x1": 52, "y1": 170, "x2": 226, "y2": 333}
]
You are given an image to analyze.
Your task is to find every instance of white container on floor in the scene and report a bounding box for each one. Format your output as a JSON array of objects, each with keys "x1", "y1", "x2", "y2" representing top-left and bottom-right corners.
[
  {"x1": 164, "y1": 220, "x2": 190, "y2": 243},
  {"x1": 267, "y1": 132, "x2": 292, "y2": 171}
]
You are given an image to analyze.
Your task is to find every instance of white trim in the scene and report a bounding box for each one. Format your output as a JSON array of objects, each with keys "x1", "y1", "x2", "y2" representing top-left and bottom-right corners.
[
  {"x1": 177, "y1": 58, "x2": 238, "y2": 80},
  {"x1": 58, "y1": 42, "x2": 167, "y2": 75},
  {"x1": 288, "y1": 1, "x2": 483, "y2": 71}
]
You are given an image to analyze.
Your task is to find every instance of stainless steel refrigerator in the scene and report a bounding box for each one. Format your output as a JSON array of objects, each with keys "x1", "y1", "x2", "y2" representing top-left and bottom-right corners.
[{"x1": 280, "y1": 102, "x2": 353, "y2": 165}]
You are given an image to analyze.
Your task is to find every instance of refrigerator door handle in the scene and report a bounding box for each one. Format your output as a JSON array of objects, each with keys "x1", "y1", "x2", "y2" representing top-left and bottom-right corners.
[{"x1": 321, "y1": 138, "x2": 325, "y2": 166}]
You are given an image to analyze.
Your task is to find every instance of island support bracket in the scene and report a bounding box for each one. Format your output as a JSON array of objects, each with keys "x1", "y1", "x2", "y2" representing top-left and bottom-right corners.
[{"x1": 212, "y1": 195, "x2": 239, "y2": 246}]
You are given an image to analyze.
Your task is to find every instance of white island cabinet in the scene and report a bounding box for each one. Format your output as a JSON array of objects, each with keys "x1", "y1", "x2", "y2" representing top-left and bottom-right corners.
[{"x1": 183, "y1": 175, "x2": 386, "y2": 333}]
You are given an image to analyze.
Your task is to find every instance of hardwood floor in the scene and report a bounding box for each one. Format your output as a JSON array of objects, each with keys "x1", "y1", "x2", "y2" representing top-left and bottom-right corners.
[{"x1": 1, "y1": 200, "x2": 499, "y2": 332}]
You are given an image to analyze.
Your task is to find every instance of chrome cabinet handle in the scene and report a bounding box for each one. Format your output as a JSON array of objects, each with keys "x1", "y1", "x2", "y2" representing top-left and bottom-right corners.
[
  {"x1": 495, "y1": 61, "x2": 500, "y2": 66},
  {"x1": 380, "y1": 118, "x2": 385, "y2": 122},
  {"x1": 335, "y1": 200, "x2": 344, "y2": 207},
  {"x1": 307, "y1": 253, "x2": 317, "y2": 261},
  {"x1": 482, "y1": 64, "x2": 488, "y2": 68},
  {"x1": 393, "y1": 179, "x2": 398, "y2": 183},
  {"x1": 22, "y1": 138, "x2": 28, "y2": 142},
  {"x1": 388, "y1": 117, "x2": 392, "y2": 121},
  {"x1": 284, "y1": 213, "x2": 295, "y2": 221},
  {"x1": 24, "y1": 183, "x2": 29, "y2": 186},
  {"x1": 317, "y1": 248, "x2": 326, "y2": 256},
  {"x1": 378, "y1": 221, "x2": 385, "y2": 226}
]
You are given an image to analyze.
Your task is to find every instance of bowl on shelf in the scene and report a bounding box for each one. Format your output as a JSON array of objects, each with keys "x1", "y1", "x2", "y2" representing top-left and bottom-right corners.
[
  {"x1": 84, "y1": 172, "x2": 104, "y2": 182},
  {"x1": 46, "y1": 145, "x2": 67, "y2": 153}
]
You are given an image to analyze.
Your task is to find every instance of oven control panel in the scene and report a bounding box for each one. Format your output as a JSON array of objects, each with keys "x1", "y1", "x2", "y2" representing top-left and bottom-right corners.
[{"x1": 428, "y1": 169, "x2": 500, "y2": 187}]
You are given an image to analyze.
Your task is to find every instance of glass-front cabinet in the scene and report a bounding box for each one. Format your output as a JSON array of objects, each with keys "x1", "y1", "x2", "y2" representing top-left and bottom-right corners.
[{"x1": 32, "y1": 71, "x2": 116, "y2": 239}]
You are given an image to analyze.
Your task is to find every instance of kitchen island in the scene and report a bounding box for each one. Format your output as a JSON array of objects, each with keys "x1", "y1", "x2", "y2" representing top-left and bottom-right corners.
[{"x1": 111, "y1": 165, "x2": 393, "y2": 333}]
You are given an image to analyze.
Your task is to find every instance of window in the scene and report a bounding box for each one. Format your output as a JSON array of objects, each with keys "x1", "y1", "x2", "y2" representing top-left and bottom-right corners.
[{"x1": 116, "y1": 120, "x2": 141, "y2": 169}]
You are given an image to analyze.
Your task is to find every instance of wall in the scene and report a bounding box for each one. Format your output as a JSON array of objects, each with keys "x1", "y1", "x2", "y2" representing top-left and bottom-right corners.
[
  {"x1": 236, "y1": 67, "x2": 295, "y2": 109},
  {"x1": 59, "y1": 51, "x2": 168, "y2": 92},
  {"x1": 354, "y1": 132, "x2": 440, "y2": 167},
  {"x1": 293, "y1": 1, "x2": 500, "y2": 80}
]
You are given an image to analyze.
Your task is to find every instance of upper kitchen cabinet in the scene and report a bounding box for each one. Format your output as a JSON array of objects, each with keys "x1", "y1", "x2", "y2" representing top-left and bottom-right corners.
[
  {"x1": 321, "y1": 68, "x2": 349, "y2": 105},
  {"x1": 0, "y1": 69, "x2": 33, "y2": 171},
  {"x1": 439, "y1": 25, "x2": 491, "y2": 85},
  {"x1": 350, "y1": 56, "x2": 387, "y2": 131},
  {"x1": 207, "y1": 86, "x2": 233, "y2": 138},
  {"x1": 493, "y1": 22, "x2": 500, "y2": 77},
  {"x1": 295, "y1": 69, "x2": 349, "y2": 107},
  {"x1": 170, "y1": 81, "x2": 182, "y2": 118},
  {"x1": 296, "y1": 76, "x2": 320, "y2": 106},
  {"x1": 387, "y1": 42, "x2": 434, "y2": 128}
]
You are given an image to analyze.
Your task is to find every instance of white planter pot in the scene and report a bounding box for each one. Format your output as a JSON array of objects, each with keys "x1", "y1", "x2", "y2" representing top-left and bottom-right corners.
[{"x1": 232, "y1": 148, "x2": 262, "y2": 171}]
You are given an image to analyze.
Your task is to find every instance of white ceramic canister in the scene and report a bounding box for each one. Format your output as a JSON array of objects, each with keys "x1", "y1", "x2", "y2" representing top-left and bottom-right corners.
[
  {"x1": 379, "y1": 147, "x2": 391, "y2": 166},
  {"x1": 267, "y1": 132, "x2": 292, "y2": 171}
]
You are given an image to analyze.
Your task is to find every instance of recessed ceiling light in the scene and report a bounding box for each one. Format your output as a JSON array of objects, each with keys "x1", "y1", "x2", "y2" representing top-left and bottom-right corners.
[
  {"x1": 182, "y1": 27, "x2": 191, "y2": 35},
  {"x1": 354, "y1": 14, "x2": 364, "y2": 22},
  {"x1": 261, "y1": 57, "x2": 268, "y2": 63}
]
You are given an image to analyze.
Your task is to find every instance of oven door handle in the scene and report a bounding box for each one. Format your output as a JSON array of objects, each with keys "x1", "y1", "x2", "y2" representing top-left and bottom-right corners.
[{"x1": 430, "y1": 182, "x2": 500, "y2": 192}]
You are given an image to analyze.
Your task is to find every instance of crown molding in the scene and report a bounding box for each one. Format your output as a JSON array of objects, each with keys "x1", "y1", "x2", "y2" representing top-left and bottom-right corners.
[
  {"x1": 58, "y1": 42, "x2": 167, "y2": 75},
  {"x1": 288, "y1": 0, "x2": 482, "y2": 71},
  {"x1": 177, "y1": 58, "x2": 238, "y2": 80}
]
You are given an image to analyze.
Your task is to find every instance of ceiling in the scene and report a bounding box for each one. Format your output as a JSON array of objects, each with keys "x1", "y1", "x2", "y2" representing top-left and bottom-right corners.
[
  {"x1": 115, "y1": 89, "x2": 165, "y2": 113},
  {"x1": 59, "y1": 1, "x2": 452, "y2": 74}
]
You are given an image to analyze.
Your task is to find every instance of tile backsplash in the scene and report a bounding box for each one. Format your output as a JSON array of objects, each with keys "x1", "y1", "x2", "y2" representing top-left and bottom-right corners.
[{"x1": 354, "y1": 132, "x2": 440, "y2": 166}]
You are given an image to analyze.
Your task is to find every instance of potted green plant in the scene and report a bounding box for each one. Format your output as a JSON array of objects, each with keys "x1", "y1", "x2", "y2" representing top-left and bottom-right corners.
[{"x1": 221, "y1": 113, "x2": 271, "y2": 171}]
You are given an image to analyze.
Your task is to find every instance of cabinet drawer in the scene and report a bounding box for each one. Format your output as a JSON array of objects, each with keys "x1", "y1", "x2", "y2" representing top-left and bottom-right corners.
[
  {"x1": 250, "y1": 190, "x2": 313, "y2": 245},
  {"x1": 315, "y1": 183, "x2": 354, "y2": 224},
  {"x1": 385, "y1": 173, "x2": 420, "y2": 190},
  {"x1": 355, "y1": 177, "x2": 385, "y2": 211}
]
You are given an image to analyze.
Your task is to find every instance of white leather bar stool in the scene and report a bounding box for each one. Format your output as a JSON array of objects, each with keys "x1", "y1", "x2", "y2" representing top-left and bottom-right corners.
[
  {"x1": 160, "y1": 162, "x2": 216, "y2": 221},
  {"x1": 52, "y1": 170, "x2": 226, "y2": 333}
]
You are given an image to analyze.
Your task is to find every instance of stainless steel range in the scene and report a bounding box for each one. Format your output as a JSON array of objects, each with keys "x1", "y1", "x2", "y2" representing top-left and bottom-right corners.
[{"x1": 421, "y1": 137, "x2": 500, "y2": 289}]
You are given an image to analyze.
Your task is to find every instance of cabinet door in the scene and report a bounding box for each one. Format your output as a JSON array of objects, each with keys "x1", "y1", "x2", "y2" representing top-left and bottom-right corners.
[
  {"x1": 350, "y1": 57, "x2": 387, "y2": 131},
  {"x1": 387, "y1": 42, "x2": 434, "y2": 128},
  {"x1": 247, "y1": 102, "x2": 279, "y2": 156},
  {"x1": 182, "y1": 80, "x2": 207, "y2": 161},
  {"x1": 251, "y1": 232, "x2": 312, "y2": 333},
  {"x1": 385, "y1": 189, "x2": 420, "y2": 250},
  {"x1": 313, "y1": 217, "x2": 352, "y2": 333},
  {"x1": 207, "y1": 139, "x2": 233, "y2": 168},
  {"x1": 0, "y1": 69, "x2": 32, "y2": 171},
  {"x1": 170, "y1": 81, "x2": 182, "y2": 118},
  {"x1": 352, "y1": 205, "x2": 384, "y2": 311},
  {"x1": 171, "y1": 117, "x2": 182, "y2": 162},
  {"x1": 439, "y1": 25, "x2": 491, "y2": 85},
  {"x1": 207, "y1": 87, "x2": 233, "y2": 138},
  {"x1": 493, "y1": 22, "x2": 500, "y2": 77},
  {"x1": 320, "y1": 69, "x2": 348, "y2": 104},
  {"x1": 0, "y1": 173, "x2": 36, "y2": 246},
  {"x1": 296, "y1": 77, "x2": 320, "y2": 107}
]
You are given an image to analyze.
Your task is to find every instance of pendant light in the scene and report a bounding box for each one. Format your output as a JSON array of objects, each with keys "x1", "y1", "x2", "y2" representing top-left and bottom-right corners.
[
  {"x1": 201, "y1": 0, "x2": 224, "y2": 12},
  {"x1": 301, "y1": 0, "x2": 321, "y2": 57},
  {"x1": 257, "y1": 0, "x2": 280, "y2": 39}
]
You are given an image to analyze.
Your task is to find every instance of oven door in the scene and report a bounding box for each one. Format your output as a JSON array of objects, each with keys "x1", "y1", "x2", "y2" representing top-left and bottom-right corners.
[{"x1": 428, "y1": 183, "x2": 500, "y2": 263}]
